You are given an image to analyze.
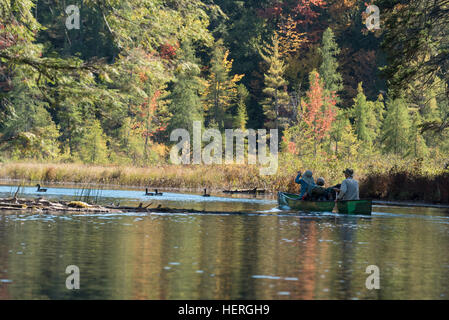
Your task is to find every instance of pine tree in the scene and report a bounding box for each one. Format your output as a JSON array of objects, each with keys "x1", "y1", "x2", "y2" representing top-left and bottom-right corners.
[
  {"x1": 233, "y1": 84, "x2": 249, "y2": 130},
  {"x1": 0, "y1": 78, "x2": 60, "y2": 159},
  {"x1": 381, "y1": 97, "x2": 411, "y2": 155},
  {"x1": 353, "y1": 83, "x2": 376, "y2": 146},
  {"x1": 117, "y1": 117, "x2": 145, "y2": 165},
  {"x1": 204, "y1": 40, "x2": 244, "y2": 131},
  {"x1": 78, "y1": 119, "x2": 108, "y2": 164},
  {"x1": 319, "y1": 28, "x2": 343, "y2": 97},
  {"x1": 340, "y1": 122, "x2": 359, "y2": 161},
  {"x1": 167, "y1": 42, "x2": 204, "y2": 134},
  {"x1": 260, "y1": 33, "x2": 291, "y2": 130},
  {"x1": 367, "y1": 93, "x2": 386, "y2": 145},
  {"x1": 330, "y1": 108, "x2": 349, "y2": 156},
  {"x1": 406, "y1": 112, "x2": 429, "y2": 158}
]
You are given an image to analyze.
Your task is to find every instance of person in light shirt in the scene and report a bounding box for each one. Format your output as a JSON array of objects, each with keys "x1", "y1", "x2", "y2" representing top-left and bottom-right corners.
[{"x1": 334, "y1": 168, "x2": 359, "y2": 201}]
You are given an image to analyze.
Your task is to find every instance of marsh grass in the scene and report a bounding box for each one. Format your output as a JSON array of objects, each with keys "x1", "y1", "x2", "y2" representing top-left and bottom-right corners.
[
  {"x1": 6, "y1": 184, "x2": 25, "y2": 198},
  {"x1": 0, "y1": 155, "x2": 447, "y2": 203},
  {"x1": 74, "y1": 186, "x2": 104, "y2": 205}
]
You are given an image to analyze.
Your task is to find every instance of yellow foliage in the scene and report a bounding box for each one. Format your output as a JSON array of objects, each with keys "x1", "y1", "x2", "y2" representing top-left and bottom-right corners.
[
  {"x1": 150, "y1": 143, "x2": 168, "y2": 159},
  {"x1": 277, "y1": 16, "x2": 307, "y2": 58}
]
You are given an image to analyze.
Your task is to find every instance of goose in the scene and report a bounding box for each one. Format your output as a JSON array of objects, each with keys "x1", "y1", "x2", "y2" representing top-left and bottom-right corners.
[
  {"x1": 36, "y1": 184, "x2": 47, "y2": 192},
  {"x1": 154, "y1": 189, "x2": 163, "y2": 196},
  {"x1": 145, "y1": 188, "x2": 154, "y2": 196},
  {"x1": 202, "y1": 188, "x2": 210, "y2": 197}
]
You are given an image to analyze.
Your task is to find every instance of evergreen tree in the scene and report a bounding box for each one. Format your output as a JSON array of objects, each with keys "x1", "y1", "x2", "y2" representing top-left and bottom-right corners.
[
  {"x1": 260, "y1": 33, "x2": 291, "y2": 130},
  {"x1": 381, "y1": 97, "x2": 411, "y2": 155},
  {"x1": 406, "y1": 112, "x2": 429, "y2": 158},
  {"x1": 330, "y1": 109, "x2": 349, "y2": 156},
  {"x1": 367, "y1": 93, "x2": 386, "y2": 145},
  {"x1": 167, "y1": 42, "x2": 204, "y2": 134},
  {"x1": 0, "y1": 77, "x2": 60, "y2": 159},
  {"x1": 78, "y1": 119, "x2": 108, "y2": 164},
  {"x1": 340, "y1": 121, "x2": 359, "y2": 161},
  {"x1": 233, "y1": 84, "x2": 249, "y2": 130},
  {"x1": 114, "y1": 116, "x2": 148, "y2": 165},
  {"x1": 319, "y1": 28, "x2": 343, "y2": 97},
  {"x1": 204, "y1": 40, "x2": 244, "y2": 131},
  {"x1": 380, "y1": 0, "x2": 449, "y2": 133},
  {"x1": 353, "y1": 83, "x2": 376, "y2": 146}
]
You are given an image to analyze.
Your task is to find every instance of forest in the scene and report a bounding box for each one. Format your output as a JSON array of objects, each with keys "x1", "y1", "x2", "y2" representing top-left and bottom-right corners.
[{"x1": 0, "y1": 0, "x2": 448, "y2": 200}]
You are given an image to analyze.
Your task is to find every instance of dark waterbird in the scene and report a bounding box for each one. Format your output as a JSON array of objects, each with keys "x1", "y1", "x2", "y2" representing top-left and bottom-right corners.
[
  {"x1": 202, "y1": 188, "x2": 210, "y2": 197},
  {"x1": 36, "y1": 184, "x2": 47, "y2": 192},
  {"x1": 145, "y1": 188, "x2": 154, "y2": 196},
  {"x1": 154, "y1": 189, "x2": 163, "y2": 196}
]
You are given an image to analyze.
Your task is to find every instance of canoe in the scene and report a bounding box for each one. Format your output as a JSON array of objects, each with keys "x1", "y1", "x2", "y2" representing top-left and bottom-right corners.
[{"x1": 278, "y1": 192, "x2": 372, "y2": 215}]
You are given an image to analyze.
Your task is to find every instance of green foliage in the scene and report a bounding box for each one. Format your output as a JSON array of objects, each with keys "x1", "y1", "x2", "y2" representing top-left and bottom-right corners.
[
  {"x1": 203, "y1": 40, "x2": 244, "y2": 130},
  {"x1": 330, "y1": 109, "x2": 349, "y2": 156},
  {"x1": 233, "y1": 84, "x2": 249, "y2": 130},
  {"x1": 166, "y1": 41, "x2": 204, "y2": 136},
  {"x1": 406, "y1": 112, "x2": 429, "y2": 159},
  {"x1": 381, "y1": 97, "x2": 412, "y2": 156},
  {"x1": 77, "y1": 119, "x2": 108, "y2": 164},
  {"x1": 0, "y1": 0, "x2": 447, "y2": 167},
  {"x1": 352, "y1": 83, "x2": 376, "y2": 147},
  {"x1": 379, "y1": 0, "x2": 449, "y2": 132},
  {"x1": 319, "y1": 27, "x2": 343, "y2": 97},
  {"x1": 0, "y1": 75, "x2": 60, "y2": 159},
  {"x1": 260, "y1": 33, "x2": 291, "y2": 130}
]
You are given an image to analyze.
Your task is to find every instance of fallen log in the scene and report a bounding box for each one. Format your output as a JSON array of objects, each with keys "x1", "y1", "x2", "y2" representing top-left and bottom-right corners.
[
  {"x1": 0, "y1": 197, "x2": 116, "y2": 213},
  {"x1": 223, "y1": 188, "x2": 266, "y2": 194},
  {"x1": 0, "y1": 202, "x2": 27, "y2": 208},
  {"x1": 0, "y1": 197, "x2": 248, "y2": 215}
]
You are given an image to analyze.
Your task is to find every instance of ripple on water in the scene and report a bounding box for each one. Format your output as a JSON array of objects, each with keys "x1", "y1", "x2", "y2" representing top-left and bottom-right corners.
[
  {"x1": 252, "y1": 275, "x2": 299, "y2": 281},
  {"x1": 0, "y1": 279, "x2": 13, "y2": 283}
]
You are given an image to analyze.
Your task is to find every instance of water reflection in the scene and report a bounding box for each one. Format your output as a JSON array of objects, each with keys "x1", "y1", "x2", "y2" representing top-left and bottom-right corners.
[{"x1": 0, "y1": 205, "x2": 448, "y2": 299}]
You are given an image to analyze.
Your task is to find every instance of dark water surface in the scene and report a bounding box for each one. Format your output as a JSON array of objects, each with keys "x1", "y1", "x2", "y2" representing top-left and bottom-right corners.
[{"x1": 0, "y1": 185, "x2": 448, "y2": 300}]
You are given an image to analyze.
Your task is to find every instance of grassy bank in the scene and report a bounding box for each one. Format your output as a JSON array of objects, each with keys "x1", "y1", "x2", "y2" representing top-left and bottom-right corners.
[
  {"x1": 0, "y1": 157, "x2": 448, "y2": 204},
  {"x1": 360, "y1": 170, "x2": 449, "y2": 204}
]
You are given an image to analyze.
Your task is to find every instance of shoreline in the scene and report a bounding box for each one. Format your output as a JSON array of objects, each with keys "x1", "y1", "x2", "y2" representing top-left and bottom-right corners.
[
  {"x1": 1, "y1": 197, "x2": 448, "y2": 215},
  {"x1": 1, "y1": 162, "x2": 448, "y2": 206},
  {"x1": 372, "y1": 200, "x2": 449, "y2": 209},
  {"x1": 1, "y1": 180, "x2": 448, "y2": 210}
]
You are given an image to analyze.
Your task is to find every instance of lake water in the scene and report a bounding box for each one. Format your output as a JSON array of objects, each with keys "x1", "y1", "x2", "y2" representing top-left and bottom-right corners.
[{"x1": 0, "y1": 184, "x2": 448, "y2": 300}]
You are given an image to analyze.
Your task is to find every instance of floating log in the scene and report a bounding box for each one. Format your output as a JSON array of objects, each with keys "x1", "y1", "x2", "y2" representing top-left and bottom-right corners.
[
  {"x1": 223, "y1": 188, "x2": 265, "y2": 194},
  {"x1": 0, "y1": 197, "x2": 248, "y2": 215},
  {"x1": 0, "y1": 197, "x2": 115, "y2": 213},
  {"x1": 0, "y1": 202, "x2": 27, "y2": 208}
]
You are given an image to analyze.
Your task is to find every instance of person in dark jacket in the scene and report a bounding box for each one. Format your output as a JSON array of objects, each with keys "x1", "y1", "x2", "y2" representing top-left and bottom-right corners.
[
  {"x1": 309, "y1": 177, "x2": 328, "y2": 201},
  {"x1": 295, "y1": 170, "x2": 316, "y2": 199}
]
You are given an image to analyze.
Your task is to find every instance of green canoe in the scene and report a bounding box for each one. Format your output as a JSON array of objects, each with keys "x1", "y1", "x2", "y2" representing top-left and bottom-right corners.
[{"x1": 278, "y1": 192, "x2": 372, "y2": 215}]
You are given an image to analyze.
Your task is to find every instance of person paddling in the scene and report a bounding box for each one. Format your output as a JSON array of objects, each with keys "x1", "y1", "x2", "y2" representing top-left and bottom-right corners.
[
  {"x1": 334, "y1": 168, "x2": 359, "y2": 201},
  {"x1": 295, "y1": 170, "x2": 316, "y2": 200}
]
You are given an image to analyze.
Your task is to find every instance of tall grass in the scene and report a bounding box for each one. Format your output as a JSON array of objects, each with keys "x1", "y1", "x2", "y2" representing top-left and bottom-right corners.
[
  {"x1": 74, "y1": 186, "x2": 104, "y2": 204},
  {"x1": 0, "y1": 155, "x2": 447, "y2": 203}
]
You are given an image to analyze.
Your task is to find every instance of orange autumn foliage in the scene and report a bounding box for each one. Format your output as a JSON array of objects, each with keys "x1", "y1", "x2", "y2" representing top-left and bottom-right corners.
[{"x1": 302, "y1": 71, "x2": 337, "y2": 141}]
